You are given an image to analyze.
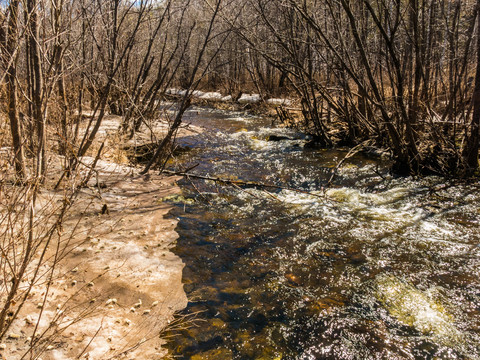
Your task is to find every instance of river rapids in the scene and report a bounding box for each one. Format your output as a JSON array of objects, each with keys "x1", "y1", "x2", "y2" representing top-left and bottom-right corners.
[{"x1": 162, "y1": 107, "x2": 480, "y2": 360}]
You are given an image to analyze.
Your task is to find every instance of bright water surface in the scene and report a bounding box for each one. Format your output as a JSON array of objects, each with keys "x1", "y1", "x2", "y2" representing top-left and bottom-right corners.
[{"x1": 164, "y1": 107, "x2": 480, "y2": 359}]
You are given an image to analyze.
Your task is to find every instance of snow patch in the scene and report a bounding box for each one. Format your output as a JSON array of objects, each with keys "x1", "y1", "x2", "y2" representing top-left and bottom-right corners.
[
  {"x1": 266, "y1": 98, "x2": 293, "y2": 106},
  {"x1": 238, "y1": 93, "x2": 261, "y2": 104}
]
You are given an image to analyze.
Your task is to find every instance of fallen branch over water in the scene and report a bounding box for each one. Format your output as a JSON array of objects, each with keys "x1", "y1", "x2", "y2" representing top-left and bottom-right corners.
[
  {"x1": 162, "y1": 168, "x2": 327, "y2": 200},
  {"x1": 163, "y1": 141, "x2": 379, "y2": 203}
]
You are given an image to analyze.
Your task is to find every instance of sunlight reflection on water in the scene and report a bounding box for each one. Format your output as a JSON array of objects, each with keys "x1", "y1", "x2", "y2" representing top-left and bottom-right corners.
[{"x1": 164, "y1": 107, "x2": 480, "y2": 359}]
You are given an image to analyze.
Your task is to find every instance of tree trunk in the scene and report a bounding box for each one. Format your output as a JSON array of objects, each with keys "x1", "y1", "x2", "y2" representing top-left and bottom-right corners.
[
  {"x1": 55, "y1": 44, "x2": 68, "y2": 155},
  {"x1": 27, "y1": 0, "x2": 46, "y2": 179},
  {"x1": 52, "y1": 0, "x2": 68, "y2": 156},
  {"x1": 6, "y1": 0, "x2": 26, "y2": 179},
  {"x1": 462, "y1": 0, "x2": 480, "y2": 174}
]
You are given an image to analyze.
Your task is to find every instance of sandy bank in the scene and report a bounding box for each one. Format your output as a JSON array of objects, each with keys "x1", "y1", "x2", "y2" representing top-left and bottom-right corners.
[{"x1": 1, "y1": 116, "x2": 192, "y2": 359}]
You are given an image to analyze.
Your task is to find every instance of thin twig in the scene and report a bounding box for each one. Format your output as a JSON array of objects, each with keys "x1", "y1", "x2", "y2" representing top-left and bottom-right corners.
[{"x1": 325, "y1": 140, "x2": 374, "y2": 188}]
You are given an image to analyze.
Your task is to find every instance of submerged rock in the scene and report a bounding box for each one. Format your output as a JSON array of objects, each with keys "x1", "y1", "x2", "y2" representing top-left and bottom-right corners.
[
  {"x1": 285, "y1": 273, "x2": 302, "y2": 286},
  {"x1": 161, "y1": 194, "x2": 195, "y2": 205},
  {"x1": 375, "y1": 274, "x2": 461, "y2": 347},
  {"x1": 267, "y1": 135, "x2": 291, "y2": 142},
  {"x1": 361, "y1": 146, "x2": 391, "y2": 159}
]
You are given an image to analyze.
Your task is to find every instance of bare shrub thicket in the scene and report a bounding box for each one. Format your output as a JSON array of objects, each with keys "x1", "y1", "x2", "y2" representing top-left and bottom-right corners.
[
  {"x1": 202, "y1": 0, "x2": 480, "y2": 176},
  {"x1": 5, "y1": 1, "x2": 479, "y2": 179},
  {"x1": 0, "y1": 0, "x2": 227, "y2": 354},
  {"x1": 0, "y1": 180, "x2": 84, "y2": 352}
]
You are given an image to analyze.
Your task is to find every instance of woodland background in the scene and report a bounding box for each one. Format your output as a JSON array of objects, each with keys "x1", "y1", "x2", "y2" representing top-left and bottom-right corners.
[
  {"x1": 1, "y1": 0, "x2": 480, "y2": 352},
  {"x1": 2, "y1": 0, "x2": 480, "y2": 180}
]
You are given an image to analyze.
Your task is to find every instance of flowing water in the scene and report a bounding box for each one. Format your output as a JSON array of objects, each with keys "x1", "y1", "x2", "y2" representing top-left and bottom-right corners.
[{"x1": 163, "y1": 107, "x2": 480, "y2": 359}]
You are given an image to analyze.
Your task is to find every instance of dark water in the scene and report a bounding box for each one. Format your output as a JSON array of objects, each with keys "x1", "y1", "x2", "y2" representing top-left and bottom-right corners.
[{"x1": 164, "y1": 107, "x2": 480, "y2": 359}]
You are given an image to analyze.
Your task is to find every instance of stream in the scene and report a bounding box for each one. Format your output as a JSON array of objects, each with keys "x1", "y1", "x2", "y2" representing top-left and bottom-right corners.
[{"x1": 163, "y1": 107, "x2": 480, "y2": 359}]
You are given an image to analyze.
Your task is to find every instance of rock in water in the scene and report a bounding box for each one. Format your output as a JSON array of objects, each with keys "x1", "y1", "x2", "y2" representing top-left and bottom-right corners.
[
  {"x1": 375, "y1": 274, "x2": 461, "y2": 347},
  {"x1": 267, "y1": 135, "x2": 291, "y2": 142}
]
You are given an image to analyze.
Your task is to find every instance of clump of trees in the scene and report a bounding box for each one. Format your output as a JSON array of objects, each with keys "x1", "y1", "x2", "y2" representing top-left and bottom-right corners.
[
  {"x1": 189, "y1": 0, "x2": 480, "y2": 176},
  {"x1": 217, "y1": 0, "x2": 480, "y2": 176},
  {"x1": 1, "y1": 0, "x2": 227, "y2": 183},
  {"x1": 0, "y1": 0, "x2": 225, "y2": 351},
  {"x1": 3, "y1": 0, "x2": 480, "y2": 181}
]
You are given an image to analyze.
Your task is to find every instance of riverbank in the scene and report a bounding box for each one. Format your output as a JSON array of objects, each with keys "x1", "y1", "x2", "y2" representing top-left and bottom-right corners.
[{"x1": 0, "y1": 114, "x2": 198, "y2": 359}]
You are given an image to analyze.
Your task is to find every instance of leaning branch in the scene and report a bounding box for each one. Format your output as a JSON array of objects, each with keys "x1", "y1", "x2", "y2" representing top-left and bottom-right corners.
[{"x1": 162, "y1": 169, "x2": 327, "y2": 200}]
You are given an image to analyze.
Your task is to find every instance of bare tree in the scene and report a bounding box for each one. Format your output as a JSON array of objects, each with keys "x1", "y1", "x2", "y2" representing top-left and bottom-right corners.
[
  {"x1": 2, "y1": 1, "x2": 26, "y2": 179},
  {"x1": 26, "y1": 0, "x2": 47, "y2": 179},
  {"x1": 462, "y1": 0, "x2": 480, "y2": 174},
  {"x1": 231, "y1": 0, "x2": 478, "y2": 175},
  {"x1": 141, "y1": 0, "x2": 228, "y2": 174}
]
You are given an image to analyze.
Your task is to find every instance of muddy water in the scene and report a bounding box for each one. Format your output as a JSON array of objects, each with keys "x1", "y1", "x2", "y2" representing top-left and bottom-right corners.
[{"x1": 164, "y1": 107, "x2": 480, "y2": 359}]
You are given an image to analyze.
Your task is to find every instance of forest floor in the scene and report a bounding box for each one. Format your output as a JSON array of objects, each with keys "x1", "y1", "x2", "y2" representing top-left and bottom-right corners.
[{"x1": 1, "y1": 115, "x2": 201, "y2": 360}]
